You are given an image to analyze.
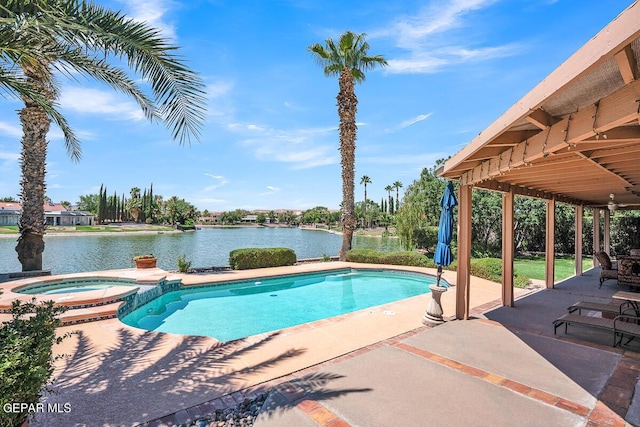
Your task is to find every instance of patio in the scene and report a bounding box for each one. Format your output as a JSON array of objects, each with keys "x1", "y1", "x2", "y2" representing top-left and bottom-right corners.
[{"x1": 21, "y1": 265, "x2": 640, "y2": 427}]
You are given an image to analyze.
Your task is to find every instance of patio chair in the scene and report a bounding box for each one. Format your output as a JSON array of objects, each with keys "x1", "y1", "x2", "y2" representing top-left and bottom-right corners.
[{"x1": 595, "y1": 251, "x2": 617, "y2": 288}]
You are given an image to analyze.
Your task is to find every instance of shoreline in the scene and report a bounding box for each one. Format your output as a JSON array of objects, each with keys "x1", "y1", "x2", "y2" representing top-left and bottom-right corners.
[{"x1": 0, "y1": 224, "x2": 398, "y2": 239}]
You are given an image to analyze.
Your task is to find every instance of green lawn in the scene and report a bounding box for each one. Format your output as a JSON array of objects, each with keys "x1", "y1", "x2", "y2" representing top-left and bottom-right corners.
[{"x1": 514, "y1": 256, "x2": 594, "y2": 282}]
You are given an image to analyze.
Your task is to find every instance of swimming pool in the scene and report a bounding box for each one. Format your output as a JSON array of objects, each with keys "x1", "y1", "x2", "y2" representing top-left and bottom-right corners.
[
  {"x1": 121, "y1": 269, "x2": 444, "y2": 341},
  {"x1": 16, "y1": 279, "x2": 137, "y2": 295}
]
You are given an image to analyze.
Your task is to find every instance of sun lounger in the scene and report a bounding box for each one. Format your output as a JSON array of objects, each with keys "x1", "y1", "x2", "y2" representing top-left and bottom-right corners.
[
  {"x1": 567, "y1": 301, "x2": 630, "y2": 315},
  {"x1": 554, "y1": 312, "x2": 640, "y2": 347},
  {"x1": 553, "y1": 313, "x2": 614, "y2": 335},
  {"x1": 614, "y1": 315, "x2": 640, "y2": 347}
]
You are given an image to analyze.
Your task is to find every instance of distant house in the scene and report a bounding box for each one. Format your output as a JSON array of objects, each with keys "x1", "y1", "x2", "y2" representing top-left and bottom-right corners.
[
  {"x1": 0, "y1": 202, "x2": 21, "y2": 226},
  {"x1": 241, "y1": 214, "x2": 258, "y2": 223},
  {"x1": 0, "y1": 202, "x2": 94, "y2": 226},
  {"x1": 198, "y1": 212, "x2": 222, "y2": 224}
]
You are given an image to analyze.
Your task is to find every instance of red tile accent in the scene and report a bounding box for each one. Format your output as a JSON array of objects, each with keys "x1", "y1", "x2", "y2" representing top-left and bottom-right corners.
[
  {"x1": 502, "y1": 379, "x2": 532, "y2": 395},
  {"x1": 307, "y1": 406, "x2": 338, "y2": 425},
  {"x1": 326, "y1": 419, "x2": 352, "y2": 427},
  {"x1": 555, "y1": 398, "x2": 590, "y2": 417},
  {"x1": 296, "y1": 399, "x2": 321, "y2": 413},
  {"x1": 527, "y1": 388, "x2": 559, "y2": 405}
]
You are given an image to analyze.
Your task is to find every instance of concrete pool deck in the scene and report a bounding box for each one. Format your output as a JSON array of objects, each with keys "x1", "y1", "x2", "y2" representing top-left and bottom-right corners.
[
  {"x1": 15, "y1": 262, "x2": 640, "y2": 426},
  {"x1": 18, "y1": 261, "x2": 530, "y2": 426}
]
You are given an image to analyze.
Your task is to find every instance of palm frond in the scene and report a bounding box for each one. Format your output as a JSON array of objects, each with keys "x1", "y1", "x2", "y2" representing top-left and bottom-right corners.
[{"x1": 308, "y1": 31, "x2": 387, "y2": 84}]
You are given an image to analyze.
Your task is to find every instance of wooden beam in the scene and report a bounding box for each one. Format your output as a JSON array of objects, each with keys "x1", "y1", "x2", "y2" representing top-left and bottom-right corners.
[
  {"x1": 476, "y1": 180, "x2": 581, "y2": 205},
  {"x1": 525, "y1": 108, "x2": 558, "y2": 130},
  {"x1": 615, "y1": 45, "x2": 637, "y2": 84},
  {"x1": 502, "y1": 189, "x2": 515, "y2": 306},
  {"x1": 582, "y1": 126, "x2": 640, "y2": 143},
  {"x1": 546, "y1": 197, "x2": 556, "y2": 288},
  {"x1": 575, "y1": 205, "x2": 583, "y2": 276},
  {"x1": 456, "y1": 185, "x2": 472, "y2": 320},
  {"x1": 460, "y1": 79, "x2": 640, "y2": 186}
]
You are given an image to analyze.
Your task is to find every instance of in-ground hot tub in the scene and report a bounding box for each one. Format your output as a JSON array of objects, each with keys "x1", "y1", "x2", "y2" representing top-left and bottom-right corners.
[{"x1": 15, "y1": 278, "x2": 139, "y2": 295}]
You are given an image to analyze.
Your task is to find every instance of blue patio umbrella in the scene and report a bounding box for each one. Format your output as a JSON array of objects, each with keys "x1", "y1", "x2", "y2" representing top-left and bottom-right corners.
[{"x1": 433, "y1": 181, "x2": 457, "y2": 286}]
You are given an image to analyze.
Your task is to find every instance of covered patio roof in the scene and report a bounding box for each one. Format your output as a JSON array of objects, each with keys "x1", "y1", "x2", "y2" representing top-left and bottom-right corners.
[{"x1": 440, "y1": 1, "x2": 640, "y2": 210}]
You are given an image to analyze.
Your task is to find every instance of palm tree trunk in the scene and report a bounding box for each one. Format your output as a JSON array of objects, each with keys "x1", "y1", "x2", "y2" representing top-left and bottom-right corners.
[
  {"x1": 363, "y1": 184, "x2": 368, "y2": 229},
  {"x1": 337, "y1": 67, "x2": 358, "y2": 261},
  {"x1": 16, "y1": 69, "x2": 52, "y2": 271}
]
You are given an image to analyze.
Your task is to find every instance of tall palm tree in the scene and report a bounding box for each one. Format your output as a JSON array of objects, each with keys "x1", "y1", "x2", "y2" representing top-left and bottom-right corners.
[
  {"x1": 393, "y1": 181, "x2": 403, "y2": 213},
  {"x1": 308, "y1": 31, "x2": 387, "y2": 260},
  {"x1": 360, "y1": 175, "x2": 371, "y2": 228},
  {"x1": 385, "y1": 185, "x2": 393, "y2": 214},
  {"x1": 1, "y1": 1, "x2": 206, "y2": 270}
]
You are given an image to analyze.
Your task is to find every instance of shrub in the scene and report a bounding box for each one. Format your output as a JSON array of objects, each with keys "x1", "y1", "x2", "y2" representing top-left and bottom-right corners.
[
  {"x1": 177, "y1": 254, "x2": 192, "y2": 273},
  {"x1": 0, "y1": 297, "x2": 68, "y2": 427},
  {"x1": 346, "y1": 248, "x2": 435, "y2": 268},
  {"x1": 346, "y1": 250, "x2": 531, "y2": 288},
  {"x1": 470, "y1": 257, "x2": 530, "y2": 288},
  {"x1": 229, "y1": 247, "x2": 297, "y2": 270}
]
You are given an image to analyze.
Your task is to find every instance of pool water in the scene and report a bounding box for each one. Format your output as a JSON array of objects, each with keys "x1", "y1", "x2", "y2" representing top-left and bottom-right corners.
[
  {"x1": 121, "y1": 269, "x2": 442, "y2": 341},
  {"x1": 37, "y1": 284, "x2": 115, "y2": 295},
  {"x1": 17, "y1": 280, "x2": 135, "y2": 295}
]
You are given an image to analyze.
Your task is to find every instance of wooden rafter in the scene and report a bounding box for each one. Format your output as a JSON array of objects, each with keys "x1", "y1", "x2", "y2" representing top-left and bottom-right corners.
[
  {"x1": 615, "y1": 45, "x2": 637, "y2": 84},
  {"x1": 574, "y1": 152, "x2": 633, "y2": 186},
  {"x1": 525, "y1": 108, "x2": 558, "y2": 130},
  {"x1": 460, "y1": 79, "x2": 640, "y2": 186}
]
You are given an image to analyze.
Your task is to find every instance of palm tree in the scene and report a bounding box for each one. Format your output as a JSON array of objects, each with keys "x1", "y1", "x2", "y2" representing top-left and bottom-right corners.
[
  {"x1": 308, "y1": 31, "x2": 387, "y2": 260},
  {"x1": 393, "y1": 181, "x2": 403, "y2": 213},
  {"x1": 385, "y1": 185, "x2": 393, "y2": 214},
  {"x1": 360, "y1": 175, "x2": 371, "y2": 228},
  {"x1": 1, "y1": 1, "x2": 206, "y2": 270}
]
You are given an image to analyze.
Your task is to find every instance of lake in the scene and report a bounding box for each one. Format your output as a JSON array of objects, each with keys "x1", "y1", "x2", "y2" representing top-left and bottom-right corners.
[{"x1": 0, "y1": 227, "x2": 402, "y2": 275}]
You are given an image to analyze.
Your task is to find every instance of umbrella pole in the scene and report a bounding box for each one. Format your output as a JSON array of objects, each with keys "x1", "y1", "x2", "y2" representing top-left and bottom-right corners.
[{"x1": 423, "y1": 265, "x2": 447, "y2": 327}]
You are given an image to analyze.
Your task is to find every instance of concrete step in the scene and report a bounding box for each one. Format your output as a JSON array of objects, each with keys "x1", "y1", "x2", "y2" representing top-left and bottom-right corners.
[{"x1": 59, "y1": 301, "x2": 123, "y2": 325}]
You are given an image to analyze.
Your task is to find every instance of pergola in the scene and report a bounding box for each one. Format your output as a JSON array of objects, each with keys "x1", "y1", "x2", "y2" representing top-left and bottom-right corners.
[{"x1": 439, "y1": 2, "x2": 640, "y2": 320}]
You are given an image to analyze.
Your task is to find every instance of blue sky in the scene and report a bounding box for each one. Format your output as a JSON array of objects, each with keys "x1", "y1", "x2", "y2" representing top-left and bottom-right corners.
[{"x1": 0, "y1": 0, "x2": 634, "y2": 212}]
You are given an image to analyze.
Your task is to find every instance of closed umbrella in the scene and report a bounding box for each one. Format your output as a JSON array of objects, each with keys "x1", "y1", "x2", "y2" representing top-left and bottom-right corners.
[{"x1": 433, "y1": 181, "x2": 457, "y2": 287}]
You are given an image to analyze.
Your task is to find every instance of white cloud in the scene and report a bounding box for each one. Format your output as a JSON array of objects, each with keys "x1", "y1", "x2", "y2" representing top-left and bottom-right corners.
[
  {"x1": 260, "y1": 185, "x2": 281, "y2": 196},
  {"x1": 235, "y1": 123, "x2": 339, "y2": 170},
  {"x1": 0, "y1": 150, "x2": 20, "y2": 161},
  {"x1": 398, "y1": 113, "x2": 434, "y2": 129},
  {"x1": 360, "y1": 152, "x2": 445, "y2": 166},
  {"x1": 207, "y1": 80, "x2": 234, "y2": 99},
  {"x1": 59, "y1": 87, "x2": 145, "y2": 121},
  {"x1": 377, "y1": 0, "x2": 517, "y2": 74},
  {"x1": 0, "y1": 122, "x2": 22, "y2": 138},
  {"x1": 202, "y1": 173, "x2": 228, "y2": 191},
  {"x1": 116, "y1": 0, "x2": 176, "y2": 40}
]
